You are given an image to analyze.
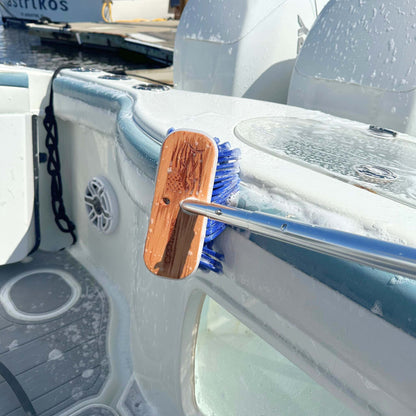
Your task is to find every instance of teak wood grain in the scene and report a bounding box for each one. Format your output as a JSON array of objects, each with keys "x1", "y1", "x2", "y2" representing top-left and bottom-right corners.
[{"x1": 144, "y1": 131, "x2": 218, "y2": 279}]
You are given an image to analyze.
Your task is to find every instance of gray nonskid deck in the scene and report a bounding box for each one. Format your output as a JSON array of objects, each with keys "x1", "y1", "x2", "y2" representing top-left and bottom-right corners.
[
  {"x1": 0, "y1": 250, "x2": 110, "y2": 416},
  {"x1": 72, "y1": 405, "x2": 117, "y2": 416}
]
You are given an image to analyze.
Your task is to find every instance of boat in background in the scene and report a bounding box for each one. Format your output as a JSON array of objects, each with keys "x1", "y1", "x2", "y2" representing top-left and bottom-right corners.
[
  {"x1": 174, "y1": 0, "x2": 330, "y2": 103},
  {"x1": 0, "y1": 0, "x2": 171, "y2": 26},
  {"x1": 0, "y1": 1, "x2": 416, "y2": 416}
]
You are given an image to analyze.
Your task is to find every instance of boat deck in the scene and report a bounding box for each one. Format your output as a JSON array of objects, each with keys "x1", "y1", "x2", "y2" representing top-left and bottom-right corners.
[
  {"x1": 74, "y1": 405, "x2": 116, "y2": 416},
  {"x1": 27, "y1": 20, "x2": 178, "y2": 66},
  {"x1": 0, "y1": 250, "x2": 110, "y2": 416}
]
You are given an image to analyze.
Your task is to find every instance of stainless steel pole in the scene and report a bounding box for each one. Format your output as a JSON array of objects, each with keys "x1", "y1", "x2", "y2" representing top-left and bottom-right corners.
[{"x1": 181, "y1": 199, "x2": 416, "y2": 280}]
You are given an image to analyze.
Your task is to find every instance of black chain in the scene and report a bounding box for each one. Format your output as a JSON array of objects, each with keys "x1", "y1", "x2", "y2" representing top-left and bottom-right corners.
[{"x1": 43, "y1": 66, "x2": 77, "y2": 245}]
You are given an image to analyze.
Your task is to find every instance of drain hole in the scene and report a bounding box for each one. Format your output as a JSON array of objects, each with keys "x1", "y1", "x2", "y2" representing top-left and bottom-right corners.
[{"x1": 354, "y1": 164, "x2": 398, "y2": 183}]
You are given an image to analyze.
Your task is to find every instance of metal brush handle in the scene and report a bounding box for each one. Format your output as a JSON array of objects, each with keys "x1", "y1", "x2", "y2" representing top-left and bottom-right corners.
[{"x1": 181, "y1": 200, "x2": 416, "y2": 280}]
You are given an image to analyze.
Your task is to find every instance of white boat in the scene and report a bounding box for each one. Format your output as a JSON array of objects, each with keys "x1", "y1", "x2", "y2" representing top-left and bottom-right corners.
[
  {"x1": 0, "y1": 0, "x2": 416, "y2": 415},
  {"x1": 0, "y1": 0, "x2": 170, "y2": 26}
]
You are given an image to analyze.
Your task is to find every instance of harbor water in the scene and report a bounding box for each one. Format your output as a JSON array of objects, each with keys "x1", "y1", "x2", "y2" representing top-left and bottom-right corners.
[{"x1": 0, "y1": 24, "x2": 161, "y2": 72}]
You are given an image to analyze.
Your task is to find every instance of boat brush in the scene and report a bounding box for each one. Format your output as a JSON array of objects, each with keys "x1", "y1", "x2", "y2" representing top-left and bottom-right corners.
[
  {"x1": 143, "y1": 130, "x2": 416, "y2": 281},
  {"x1": 144, "y1": 129, "x2": 240, "y2": 279}
]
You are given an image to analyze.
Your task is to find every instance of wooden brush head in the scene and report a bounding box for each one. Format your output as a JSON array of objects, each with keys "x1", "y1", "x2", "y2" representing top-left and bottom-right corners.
[{"x1": 144, "y1": 130, "x2": 218, "y2": 279}]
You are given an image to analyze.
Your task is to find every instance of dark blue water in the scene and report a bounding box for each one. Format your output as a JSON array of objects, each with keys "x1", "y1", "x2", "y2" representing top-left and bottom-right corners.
[{"x1": 0, "y1": 24, "x2": 160, "y2": 71}]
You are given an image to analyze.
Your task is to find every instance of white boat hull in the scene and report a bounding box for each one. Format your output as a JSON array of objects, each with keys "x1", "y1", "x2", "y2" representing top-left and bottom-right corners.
[
  {"x1": 0, "y1": 0, "x2": 170, "y2": 23},
  {"x1": 0, "y1": 0, "x2": 416, "y2": 414},
  {"x1": 1, "y1": 64, "x2": 415, "y2": 416}
]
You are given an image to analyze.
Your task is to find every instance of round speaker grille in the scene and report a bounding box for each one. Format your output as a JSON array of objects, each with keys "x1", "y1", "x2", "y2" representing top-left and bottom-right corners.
[{"x1": 85, "y1": 177, "x2": 119, "y2": 234}]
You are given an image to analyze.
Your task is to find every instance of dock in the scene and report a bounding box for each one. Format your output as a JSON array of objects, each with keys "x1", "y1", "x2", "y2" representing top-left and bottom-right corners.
[
  {"x1": 27, "y1": 20, "x2": 178, "y2": 67},
  {"x1": 125, "y1": 65, "x2": 173, "y2": 85}
]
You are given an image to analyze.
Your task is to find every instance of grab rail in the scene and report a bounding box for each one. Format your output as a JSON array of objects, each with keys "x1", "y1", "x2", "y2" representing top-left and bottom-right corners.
[{"x1": 181, "y1": 200, "x2": 416, "y2": 280}]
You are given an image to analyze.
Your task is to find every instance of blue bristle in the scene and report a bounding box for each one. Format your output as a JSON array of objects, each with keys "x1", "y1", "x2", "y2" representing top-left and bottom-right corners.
[
  {"x1": 199, "y1": 251, "x2": 223, "y2": 273},
  {"x1": 203, "y1": 245, "x2": 225, "y2": 260},
  {"x1": 200, "y1": 137, "x2": 240, "y2": 273},
  {"x1": 204, "y1": 221, "x2": 226, "y2": 242}
]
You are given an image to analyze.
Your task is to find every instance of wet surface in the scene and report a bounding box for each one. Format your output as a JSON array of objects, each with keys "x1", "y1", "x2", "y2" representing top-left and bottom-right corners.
[
  {"x1": 235, "y1": 116, "x2": 416, "y2": 208},
  {"x1": 75, "y1": 405, "x2": 117, "y2": 416},
  {"x1": 0, "y1": 25, "x2": 160, "y2": 72},
  {"x1": 0, "y1": 250, "x2": 109, "y2": 416}
]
